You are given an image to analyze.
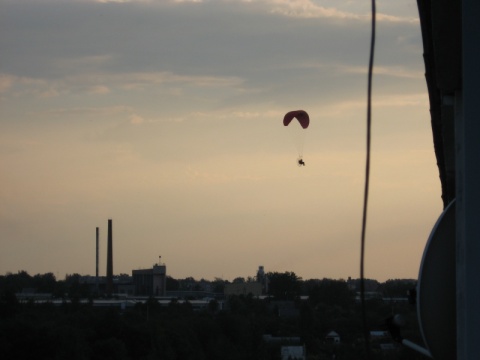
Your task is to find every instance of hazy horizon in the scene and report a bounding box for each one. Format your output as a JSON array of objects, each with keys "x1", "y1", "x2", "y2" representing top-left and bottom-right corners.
[{"x1": 1, "y1": 266, "x2": 416, "y2": 283}]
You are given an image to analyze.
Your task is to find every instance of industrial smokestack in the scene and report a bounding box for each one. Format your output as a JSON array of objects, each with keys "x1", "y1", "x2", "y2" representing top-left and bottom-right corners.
[
  {"x1": 106, "y1": 219, "x2": 113, "y2": 297},
  {"x1": 96, "y1": 227, "x2": 99, "y2": 293},
  {"x1": 96, "y1": 227, "x2": 100, "y2": 277}
]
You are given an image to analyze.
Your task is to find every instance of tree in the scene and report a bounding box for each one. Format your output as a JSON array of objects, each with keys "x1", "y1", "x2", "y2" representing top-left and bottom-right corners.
[
  {"x1": 267, "y1": 271, "x2": 302, "y2": 299},
  {"x1": 91, "y1": 337, "x2": 128, "y2": 360},
  {"x1": 307, "y1": 278, "x2": 355, "y2": 308},
  {"x1": 378, "y1": 279, "x2": 416, "y2": 298},
  {"x1": 2, "y1": 271, "x2": 32, "y2": 293},
  {"x1": 0, "y1": 290, "x2": 20, "y2": 318},
  {"x1": 65, "y1": 274, "x2": 90, "y2": 299},
  {"x1": 211, "y1": 278, "x2": 227, "y2": 294},
  {"x1": 166, "y1": 276, "x2": 180, "y2": 291},
  {"x1": 32, "y1": 273, "x2": 56, "y2": 293}
]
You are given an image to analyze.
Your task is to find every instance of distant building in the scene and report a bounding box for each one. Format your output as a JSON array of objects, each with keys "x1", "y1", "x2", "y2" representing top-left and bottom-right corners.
[
  {"x1": 281, "y1": 346, "x2": 305, "y2": 360},
  {"x1": 263, "y1": 334, "x2": 302, "y2": 344},
  {"x1": 224, "y1": 282, "x2": 262, "y2": 297},
  {"x1": 79, "y1": 275, "x2": 134, "y2": 296},
  {"x1": 166, "y1": 290, "x2": 219, "y2": 300},
  {"x1": 256, "y1": 265, "x2": 269, "y2": 294},
  {"x1": 325, "y1": 330, "x2": 341, "y2": 344},
  {"x1": 132, "y1": 263, "x2": 166, "y2": 296}
]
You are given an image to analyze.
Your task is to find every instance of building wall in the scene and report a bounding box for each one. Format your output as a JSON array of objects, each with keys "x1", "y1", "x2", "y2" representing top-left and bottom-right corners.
[
  {"x1": 132, "y1": 264, "x2": 166, "y2": 296},
  {"x1": 152, "y1": 265, "x2": 166, "y2": 296}
]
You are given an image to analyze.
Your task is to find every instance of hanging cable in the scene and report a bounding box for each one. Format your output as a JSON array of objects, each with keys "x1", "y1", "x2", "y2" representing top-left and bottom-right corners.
[{"x1": 360, "y1": 0, "x2": 376, "y2": 359}]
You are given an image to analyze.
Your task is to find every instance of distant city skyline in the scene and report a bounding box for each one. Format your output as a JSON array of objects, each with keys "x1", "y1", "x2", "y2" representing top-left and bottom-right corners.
[
  {"x1": 1, "y1": 249, "x2": 418, "y2": 283},
  {"x1": 1, "y1": 0, "x2": 442, "y2": 282}
]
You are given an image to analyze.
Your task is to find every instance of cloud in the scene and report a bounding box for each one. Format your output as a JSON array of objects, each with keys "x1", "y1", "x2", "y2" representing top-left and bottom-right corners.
[
  {"x1": 96, "y1": 0, "x2": 134, "y2": 3},
  {"x1": 0, "y1": 74, "x2": 14, "y2": 93},
  {"x1": 156, "y1": 0, "x2": 419, "y2": 22},
  {"x1": 0, "y1": 74, "x2": 59, "y2": 98},
  {"x1": 185, "y1": 167, "x2": 247, "y2": 184},
  {"x1": 88, "y1": 85, "x2": 111, "y2": 94},
  {"x1": 268, "y1": 0, "x2": 364, "y2": 20},
  {"x1": 0, "y1": 70, "x2": 244, "y2": 99},
  {"x1": 114, "y1": 72, "x2": 244, "y2": 88},
  {"x1": 129, "y1": 113, "x2": 145, "y2": 124},
  {"x1": 38, "y1": 105, "x2": 134, "y2": 117},
  {"x1": 269, "y1": 0, "x2": 418, "y2": 23},
  {"x1": 54, "y1": 55, "x2": 114, "y2": 71},
  {"x1": 1, "y1": 0, "x2": 421, "y2": 87},
  {"x1": 339, "y1": 64, "x2": 424, "y2": 79}
]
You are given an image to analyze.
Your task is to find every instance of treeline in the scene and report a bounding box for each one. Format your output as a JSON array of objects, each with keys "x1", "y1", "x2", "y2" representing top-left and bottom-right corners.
[
  {"x1": 0, "y1": 288, "x2": 422, "y2": 360},
  {"x1": 0, "y1": 271, "x2": 96, "y2": 299},
  {"x1": 1, "y1": 294, "x2": 268, "y2": 359},
  {"x1": 0, "y1": 270, "x2": 416, "y2": 300},
  {"x1": 0, "y1": 271, "x2": 422, "y2": 359}
]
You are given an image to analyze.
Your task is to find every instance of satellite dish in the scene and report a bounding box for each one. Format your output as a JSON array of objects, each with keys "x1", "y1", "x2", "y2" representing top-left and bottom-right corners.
[{"x1": 417, "y1": 199, "x2": 456, "y2": 360}]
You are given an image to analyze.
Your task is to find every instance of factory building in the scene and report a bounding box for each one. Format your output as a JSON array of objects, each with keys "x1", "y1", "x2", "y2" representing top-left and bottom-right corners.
[{"x1": 132, "y1": 262, "x2": 167, "y2": 297}]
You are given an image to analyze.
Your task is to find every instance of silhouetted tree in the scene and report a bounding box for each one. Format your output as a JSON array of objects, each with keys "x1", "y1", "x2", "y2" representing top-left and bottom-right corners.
[
  {"x1": 378, "y1": 279, "x2": 416, "y2": 298},
  {"x1": 32, "y1": 272, "x2": 56, "y2": 293},
  {"x1": 307, "y1": 278, "x2": 355, "y2": 308},
  {"x1": 91, "y1": 337, "x2": 128, "y2": 360},
  {"x1": 0, "y1": 271, "x2": 425, "y2": 360},
  {"x1": 1, "y1": 271, "x2": 32, "y2": 293},
  {"x1": 211, "y1": 278, "x2": 227, "y2": 293},
  {"x1": 267, "y1": 271, "x2": 302, "y2": 300},
  {"x1": 166, "y1": 276, "x2": 180, "y2": 291},
  {"x1": 65, "y1": 273, "x2": 90, "y2": 299},
  {"x1": 0, "y1": 290, "x2": 19, "y2": 318}
]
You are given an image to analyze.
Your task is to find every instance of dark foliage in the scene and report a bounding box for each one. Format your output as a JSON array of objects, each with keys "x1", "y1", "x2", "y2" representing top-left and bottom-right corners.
[
  {"x1": 377, "y1": 279, "x2": 417, "y2": 299},
  {"x1": 266, "y1": 271, "x2": 302, "y2": 300},
  {"x1": 0, "y1": 272, "x2": 424, "y2": 360}
]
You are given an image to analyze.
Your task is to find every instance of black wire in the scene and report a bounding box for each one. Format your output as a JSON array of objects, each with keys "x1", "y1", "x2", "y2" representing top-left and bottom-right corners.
[{"x1": 360, "y1": 1, "x2": 376, "y2": 359}]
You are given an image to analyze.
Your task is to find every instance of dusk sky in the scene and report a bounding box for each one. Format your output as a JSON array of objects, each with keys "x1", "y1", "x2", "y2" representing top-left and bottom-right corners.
[{"x1": 1, "y1": 0, "x2": 443, "y2": 282}]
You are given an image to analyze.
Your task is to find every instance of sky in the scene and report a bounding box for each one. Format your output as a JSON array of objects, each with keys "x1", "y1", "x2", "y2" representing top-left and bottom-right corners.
[{"x1": 0, "y1": 0, "x2": 443, "y2": 282}]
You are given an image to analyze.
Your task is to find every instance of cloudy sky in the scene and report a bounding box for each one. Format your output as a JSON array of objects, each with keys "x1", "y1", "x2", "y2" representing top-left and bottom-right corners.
[{"x1": 0, "y1": 0, "x2": 443, "y2": 282}]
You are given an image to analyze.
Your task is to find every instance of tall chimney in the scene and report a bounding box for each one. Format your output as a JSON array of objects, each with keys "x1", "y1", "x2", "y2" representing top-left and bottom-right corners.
[
  {"x1": 96, "y1": 227, "x2": 100, "y2": 277},
  {"x1": 106, "y1": 219, "x2": 113, "y2": 297},
  {"x1": 96, "y1": 227, "x2": 99, "y2": 293}
]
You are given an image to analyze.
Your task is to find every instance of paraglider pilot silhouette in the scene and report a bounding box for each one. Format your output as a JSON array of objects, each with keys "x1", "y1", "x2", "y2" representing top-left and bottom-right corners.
[{"x1": 283, "y1": 110, "x2": 309, "y2": 167}]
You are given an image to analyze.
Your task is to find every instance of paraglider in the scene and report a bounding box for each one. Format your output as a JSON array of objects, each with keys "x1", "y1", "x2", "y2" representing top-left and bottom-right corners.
[
  {"x1": 283, "y1": 110, "x2": 309, "y2": 129},
  {"x1": 283, "y1": 110, "x2": 309, "y2": 166}
]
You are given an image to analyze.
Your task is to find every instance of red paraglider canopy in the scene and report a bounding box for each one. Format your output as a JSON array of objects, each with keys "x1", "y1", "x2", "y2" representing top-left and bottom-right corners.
[{"x1": 283, "y1": 110, "x2": 309, "y2": 129}]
